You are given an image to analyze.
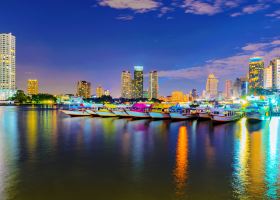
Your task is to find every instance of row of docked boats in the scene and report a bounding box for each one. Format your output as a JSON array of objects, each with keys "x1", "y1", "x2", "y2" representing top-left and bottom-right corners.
[{"x1": 60, "y1": 101, "x2": 270, "y2": 123}]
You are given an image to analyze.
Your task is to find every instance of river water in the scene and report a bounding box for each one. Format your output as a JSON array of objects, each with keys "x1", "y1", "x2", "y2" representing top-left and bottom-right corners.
[{"x1": 0, "y1": 106, "x2": 280, "y2": 200}]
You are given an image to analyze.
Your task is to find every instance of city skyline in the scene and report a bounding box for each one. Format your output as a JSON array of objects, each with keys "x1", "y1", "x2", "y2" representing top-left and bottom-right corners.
[{"x1": 1, "y1": 1, "x2": 280, "y2": 97}]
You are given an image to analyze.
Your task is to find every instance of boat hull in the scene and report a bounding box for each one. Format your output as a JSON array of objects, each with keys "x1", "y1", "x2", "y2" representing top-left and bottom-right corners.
[
  {"x1": 211, "y1": 114, "x2": 242, "y2": 123},
  {"x1": 126, "y1": 111, "x2": 150, "y2": 118},
  {"x1": 170, "y1": 113, "x2": 193, "y2": 120},
  {"x1": 246, "y1": 112, "x2": 270, "y2": 122},
  {"x1": 149, "y1": 112, "x2": 170, "y2": 119},
  {"x1": 112, "y1": 110, "x2": 130, "y2": 117},
  {"x1": 86, "y1": 110, "x2": 98, "y2": 116},
  {"x1": 61, "y1": 110, "x2": 91, "y2": 117},
  {"x1": 95, "y1": 111, "x2": 117, "y2": 117},
  {"x1": 198, "y1": 113, "x2": 211, "y2": 120}
]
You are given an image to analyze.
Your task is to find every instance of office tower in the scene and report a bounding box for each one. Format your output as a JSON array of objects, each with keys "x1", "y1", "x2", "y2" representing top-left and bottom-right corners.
[
  {"x1": 271, "y1": 58, "x2": 280, "y2": 89},
  {"x1": 0, "y1": 33, "x2": 16, "y2": 100},
  {"x1": 143, "y1": 90, "x2": 149, "y2": 99},
  {"x1": 249, "y1": 57, "x2": 264, "y2": 90},
  {"x1": 96, "y1": 85, "x2": 104, "y2": 98},
  {"x1": 104, "y1": 89, "x2": 110, "y2": 96},
  {"x1": 224, "y1": 80, "x2": 232, "y2": 99},
  {"x1": 206, "y1": 74, "x2": 218, "y2": 98},
  {"x1": 76, "y1": 81, "x2": 91, "y2": 98},
  {"x1": 133, "y1": 66, "x2": 144, "y2": 99},
  {"x1": 121, "y1": 71, "x2": 132, "y2": 99},
  {"x1": 264, "y1": 64, "x2": 273, "y2": 89},
  {"x1": 27, "y1": 79, "x2": 39, "y2": 95},
  {"x1": 233, "y1": 78, "x2": 242, "y2": 98},
  {"x1": 148, "y1": 71, "x2": 158, "y2": 99}
]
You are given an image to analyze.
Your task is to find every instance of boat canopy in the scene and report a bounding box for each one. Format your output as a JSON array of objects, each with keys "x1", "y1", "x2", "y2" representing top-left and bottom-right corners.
[{"x1": 132, "y1": 103, "x2": 151, "y2": 109}]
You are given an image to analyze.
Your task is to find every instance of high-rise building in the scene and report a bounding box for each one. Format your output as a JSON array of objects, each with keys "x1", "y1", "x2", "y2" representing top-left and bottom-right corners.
[
  {"x1": 264, "y1": 64, "x2": 273, "y2": 89},
  {"x1": 148, "y1": 71, "x2": 158, "y2": 99},
  {"x1": 96, "y1": 85, "x2": 104, "y2": 98},
  {"x1": 0, "y1": 33, "x2": 16, "y2": 100},
  {"x1": 249, "y1": 57, "x2": 264, "y2": 90},
  {"x1": 143, "y1": 90, "x2": 149, "y2": 99},
  {"x1": 133, "y1": 66, "x2": 144, "y2": 99},
  {"x1": 206, "y1": 74, "x2": 218, "y2": 98},
  {"x1": 224, "y1": 80, "x2": 232, "y2": 99},
  {"x1": 121, "y1": 71, "x2": 132, "y2": 99},
  {"x1": 77, "y1": 81, "x2": 91, "y2": 98},
  {"x1": 104, "y1": 89, "x2": 110, "y2": 96},
  {"x1": 271, "y1": 58, "x2": 280, "y2": 89},
  {"x1": 191, "y1": 89, "x2": 198, "y2": 100},
  {"x1": 27, "y1": 79, "x2": 39, "y2": 95}
]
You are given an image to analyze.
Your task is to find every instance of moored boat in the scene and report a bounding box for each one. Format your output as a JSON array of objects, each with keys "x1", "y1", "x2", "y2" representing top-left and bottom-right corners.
[
  {"x1": 61, "y1": 109, "x2": 91, "y2": 117},
  {"x1": 95, "y1": 104, "x2": 117, "y2": 117},
  {"x1": 169, "y1": 105, "x2": 194, "y2": 120},
  {"x1": 111, "y1": 104, "x2": 131, "y2": 117},
  {"x1": 126, "y1": 103, "x2": 151, "y2": 118},
  {"x1": 245, "y1": 101, "x2": 271, "y2": 122},
  {"x1": 196, "y1": 105, "x2": 211, "y2": 120},
  {"x1": 149, "y1": 103, "x2": 172, "y2": 119},
  {"x1": 210, "y1": 105, "x2": 244, "y2": 123}
]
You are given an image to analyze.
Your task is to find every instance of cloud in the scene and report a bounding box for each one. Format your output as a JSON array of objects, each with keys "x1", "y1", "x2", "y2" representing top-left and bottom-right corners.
[
  {"x1": 98, "y1": 0, "x2": 161, "y2": 13},
  {"x1": 231, "y1": 3, "x2": 269, "y2": 17},
  {"x1": 158, "y1": 6, "x2": 174, "y2": 17},
  {"x1": 116, "y1": 15, "x2": 134, "y2": 20},
  {"x1": 158, "y1": 38, "x2": 280, "y2": 82},
  {"x1": 266, "y1": 9, "x2": 280, "y2": 18},
  {"x1": 182, "y1": 0, "x2": 241, "y2": 15}
]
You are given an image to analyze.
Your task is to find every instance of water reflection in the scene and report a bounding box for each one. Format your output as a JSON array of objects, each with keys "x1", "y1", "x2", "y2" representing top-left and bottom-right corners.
[
  {"x1": 233, "y1": 118, "x2": 280, "y2": 199},
  {"x1": 174, "y1": 126, "x2": 188, "y2": 198}
]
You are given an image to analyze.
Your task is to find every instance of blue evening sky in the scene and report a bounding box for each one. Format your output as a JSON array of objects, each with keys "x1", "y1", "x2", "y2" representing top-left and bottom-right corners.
[{"x1": 1, "y1": 0, "x2": 280, "y2": 96}]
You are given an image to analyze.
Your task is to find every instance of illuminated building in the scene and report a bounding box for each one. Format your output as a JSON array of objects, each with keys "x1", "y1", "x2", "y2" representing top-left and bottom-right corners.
[
  {"x1": 171, "y1": 91, "x2": 188, "y2": 102},
  {"x1": 104, "y1": 89, "x2": 110, "y2": 96},
  {"x1": 121, "y1": 71, "x2": 132, "y2": 99},
  {"x1": 143, "y1": 90, "x2": 149, "y2": 99},
  {"x1": 96, "y1": 85, "x2": 104, "y2": 98},
  {"x1": 264, "y1": 64, "x2": 273, "y2": 89},
  {"x1": 206, "y1": 74, "x2": 218, "y2": 98},
  {"x1": 225, "y1": 80, "x2": 232, "y2": 99},
  {"x1": 27, "y1": 79, "x2": 39, "y2": 95},
  {"x1": 0, "y1": 33, "x2": 16, "y2": 100},
  {"x1": 76, "y1": 80, "x2": 91, "y2": 98},
  {"x1": 249, "y1": 57, "x2": 264, "y2": 90},
  {"x1": 132, "y1": 66, "x2": 143, "y2": 99},
  {"x1": 271, "y1": 58, "x2": 280, "y2": 89},
  {"x1": 148, "y1": 71, "x2": 158, "y2": 99}
]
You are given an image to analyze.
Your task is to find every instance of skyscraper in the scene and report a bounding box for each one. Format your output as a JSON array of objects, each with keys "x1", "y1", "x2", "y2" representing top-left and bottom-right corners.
[
  {"x1": 224, "y1": 80, "x2": 232, "y2": 99},
  {"x1": 264, "y1": 64, "x2": 272, "y2": 89},
  {"x1": 96, "y1": 85, "x2": 104, "y2": 98},
  {"x1": 233, "y1": 78, "x2": 242, "y2": 98},
  {"x1": 206, "y1": 74, "x2": 218, "y2": 98},
  {"x1": 249, "y1": 57, "x2": 264, "y2": 90},
  {"x1": 271, "y1": 58, "x2": 280, "y2": 89},
  {"x1": 0, "y1": 33, "x2": 16, "y2": 100},
  {"x1": 133, "y1": 66, "x2": 143, "y2": 99},
  {"x1": 148, "y1": 71, "x2": 158, "y2": 99},
  {"x1": 27, "y1": 79, "x2": 39, "y2": 95},
  {"x1": 77, "y1": 81, "x2": 91, "y2": 98},
  {"x1": 121, "y1": 71, "x2": 132, "y2": 99}
]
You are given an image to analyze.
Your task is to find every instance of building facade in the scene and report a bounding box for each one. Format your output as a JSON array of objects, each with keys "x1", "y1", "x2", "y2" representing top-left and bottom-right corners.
[
  {"x1": 224, "y1": 80, "x2": 232, "y2": 99},
  {"x1": 206, "y1": 74, "x2": 218, "y2": 99},
  {"x1": 27, "y1": 79, "x2": 39, "y2": 95},
  {"x1": 264, "y1": 64, "x2": 273, "y2": 89},
  {"x1": 121, "y1": 71, "x2": 132, "y2": 99},
  {"x1": 96, "y1": 86, "x2": 104, "y2": 98},
  {"x1": 0, "y1": 33, "x2": 16, "y2": 100},
  {"x1": 104, "y1": 89, "x2": 110, "y2": 96},
  {"x1": 271, "y1": 58, "x2": 280, "y2": 89},
  {"x1": 233, "y1": 78, "x2": 242, "y2": 98},
  {"x1": 148, "y1": 71, "x2": 158, "y2": 99},
  {"x1": 133, "y1": 66, "x2": 144, "y2": 99},
  {"x1": 76, "y1": 81, "x2": 91, "y2": 98},
  {"x1": 249, "y1": 57, "x2": 264, "y2": 90}
]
